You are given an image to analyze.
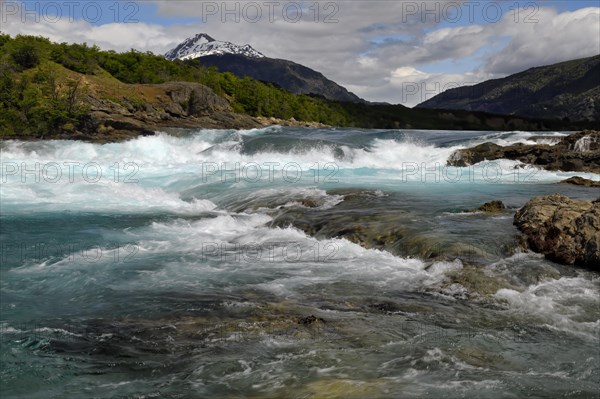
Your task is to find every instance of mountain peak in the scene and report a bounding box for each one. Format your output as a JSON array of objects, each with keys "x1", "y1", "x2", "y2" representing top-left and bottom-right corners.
[
  {"x1": 165, "y1": 33, "x2": 264, "y2": 61},
  {"x1": 190, "y1": 33, "x2": 216, "y2": 44}
]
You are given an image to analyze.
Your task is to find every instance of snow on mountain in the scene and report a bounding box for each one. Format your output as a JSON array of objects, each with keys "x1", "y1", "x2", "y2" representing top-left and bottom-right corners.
[{"x1": 165, "y1": 33, "x2": 265, "y2": 61}]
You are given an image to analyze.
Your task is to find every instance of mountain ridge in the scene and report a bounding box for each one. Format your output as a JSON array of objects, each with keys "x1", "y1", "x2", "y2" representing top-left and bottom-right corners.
[
  {"x1": 165, "y1": 33, "x2": 265, "y2": 60},
  {"x1": 198, "y1": 53, "x2": 364, "y2": 103},
  {"x1": 1, "y1": 34, "x2": 597, "y2": 142},
  {"x1": 417, "y1": 55, "x2": 600, "y2": 122},
  {"x1": 165, "y1": 33, "x2": 363, "y2": 103}
]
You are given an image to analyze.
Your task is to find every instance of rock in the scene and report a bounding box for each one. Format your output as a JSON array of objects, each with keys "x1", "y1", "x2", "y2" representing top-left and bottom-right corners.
[
  {"x1": 300, "y1": 198, "x2": 320, "y2": 208},
  {"x1": 446, "y1": 264, "x2": 510, "y2": 296},
  {"x1": 198, "y1": 112, "x2": 262, "y2": 130},
  {"x1": 81, "y1": 111, "x2": 156, "y2": 141},
  {"x1": 255, "y1": 116, "x2": 330, "y2": 128},
  {"x1": 562, "y1": 130, "x2": 600, "y2": 153},
  {"x1": 162, "y1": 102, "x2": 185, "y2": 117},
  {"x1": 467, "y1": 200, "x2": 506, "y2": 213},
  {"x1": 267, "y1": 189, "x2": 492, "y2": 262},
  {"x1": 528, "y1": 136, "x2": 563, "y2": 145},
  {"x1": 71, "y1": 82, "x2": 262, "y2": 142},
  {"x1": 298, "y1": 315, "x2": 325, "y2": 325},
  {"x1": 560, "y1": 176, "x2": 600, "y2": 188},
  {"x1": 450, "y1": 142, "x2": 505, "y2": 167},
  {"x1": 303, "y1": 379, "x2": 389, "y2": 399},
  {"x1": 268, "y1": 190, "x2": 409, "y2": 255},
  {"x1": 162, "y1": 82, "x2": 230, "y2": 116},
  {"x1": 448, "y1": 130, "x2": 600, "y2": 173},
  {"x1": 514, "y1": 194, "x2": 600, "y2": 269}
]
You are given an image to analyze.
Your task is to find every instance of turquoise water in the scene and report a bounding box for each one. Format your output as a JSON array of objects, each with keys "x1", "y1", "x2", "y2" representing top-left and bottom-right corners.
[{"x1": 1, "y1": 128, "x2": 599, "y2": 398}]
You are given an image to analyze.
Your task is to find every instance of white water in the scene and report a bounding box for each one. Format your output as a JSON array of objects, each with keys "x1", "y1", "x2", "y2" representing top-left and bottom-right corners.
[
  {"x1": 2, "y1": 128, "x2": 598, "y2": 398},
  {"x1": 2, "y1": 129, "x2": 598, "y2": 215}
]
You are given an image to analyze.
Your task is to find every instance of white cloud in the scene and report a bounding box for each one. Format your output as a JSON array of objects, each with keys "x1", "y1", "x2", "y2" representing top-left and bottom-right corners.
[
  {"x1": 484, "y1": 7, "x2": 600, "y2": 75},
  {"x1": 1, "y1": 1, "x2": 598, "y2": 106},
  {"x1": 1, "y1": 6, "x2": 171, "y2": 53},
  {"x1": 347, "y1": 66, "x2": 488, "y2": 107}
]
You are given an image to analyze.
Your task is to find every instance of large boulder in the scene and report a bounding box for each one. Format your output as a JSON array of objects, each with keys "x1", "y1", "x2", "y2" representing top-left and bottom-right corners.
[
  {"x1": 161, "y1": 82, "x2": 230, "y2": 116},
  {"x1": 448, "y1": 130, "x2": 600, "y2": 173},
  {"x1": 448, "y1": 143, "x2": 505, "y2": 167},
  {"x1": 514, "y1": 194, "x2": 600, "y2": 269}
]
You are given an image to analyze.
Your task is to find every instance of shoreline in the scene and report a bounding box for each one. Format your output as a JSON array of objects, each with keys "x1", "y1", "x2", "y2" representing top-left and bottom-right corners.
[{"x1": 0, "y1": 123, "x2": 594, "y2": 144}]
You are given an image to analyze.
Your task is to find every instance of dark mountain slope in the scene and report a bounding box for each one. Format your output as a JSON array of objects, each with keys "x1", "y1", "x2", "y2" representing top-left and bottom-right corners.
[
  {"x1": 417, "y1": 55, "x2": 600, "y2": 122},
  {"x1": 197, "y1": 54, "x2": 363, "y2": 103}
]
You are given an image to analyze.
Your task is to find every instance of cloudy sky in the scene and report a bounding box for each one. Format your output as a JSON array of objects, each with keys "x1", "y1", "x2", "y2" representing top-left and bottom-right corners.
[{"x1": 2, "y1": 0, "x2": 599, "y2": 106}]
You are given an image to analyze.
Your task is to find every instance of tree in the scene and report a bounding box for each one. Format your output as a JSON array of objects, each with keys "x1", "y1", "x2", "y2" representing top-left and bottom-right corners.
[
  {"x1": 11, "y1": 43, "x2": 40, "y2": 69},
  {"x1": 65, "y1": 78, "x2": 83, "y2": 115}
]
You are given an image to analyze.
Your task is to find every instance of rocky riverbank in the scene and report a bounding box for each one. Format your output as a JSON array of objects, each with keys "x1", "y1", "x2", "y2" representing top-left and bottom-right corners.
[
  {"x1": 1, "y1": 81, "x2": 336, "y2": 143},
  {"x1": 255, "y1": 116, "x2": 330, "y2": 128},
  {"x1": 1, "y1": 82, "x2": 262, "y2": 143},
  {"x1": 448, "y1": 130, "x2": 600, "y2": 173},
  {"x1": 78, "y1": 82, "x2": 263, "y2": 142},
  {"x1": 514, "y1": 194, "x2": 600, "y2": 270}
]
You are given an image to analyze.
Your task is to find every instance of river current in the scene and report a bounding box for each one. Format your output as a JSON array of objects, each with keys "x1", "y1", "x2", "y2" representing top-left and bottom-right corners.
[{"x1": 1, "y1": 127, "x2": 598, "y2": 398}]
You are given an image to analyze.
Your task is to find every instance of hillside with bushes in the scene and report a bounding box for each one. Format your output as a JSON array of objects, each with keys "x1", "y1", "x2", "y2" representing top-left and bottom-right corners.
[{"x1": 0, "y1": 34, "x2": 594, "y2": 140}]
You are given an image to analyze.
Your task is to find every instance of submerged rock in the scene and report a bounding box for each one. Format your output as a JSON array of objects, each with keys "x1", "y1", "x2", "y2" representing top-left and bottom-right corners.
[
  {"x1": 560, "y1": 176, "x2": 600, "y2": 188},
  {"x1": 467, "y1": 200, "x2": 506, "y2": 213},
  {"x1": 445, "y1": 264, "x2": 511, "y2": 296},
  {"x1": 269, "y1": 190, "x2": 410, "y2": 254},
  {"x1": 448, "y1": 130, "x2": 600, "y2": 173},
  {"x1": 514, "y1": 194, "x2": 600, "y2": 270},
  {"x1": 300, "y1": 198, "x2": 321, "y2": 208},
  {"x1": 302, "y1": 379, "x2": 389, "y2": 399},
  {"x1": 298, "y1": 315, "x2": 326, "y2": 325}
]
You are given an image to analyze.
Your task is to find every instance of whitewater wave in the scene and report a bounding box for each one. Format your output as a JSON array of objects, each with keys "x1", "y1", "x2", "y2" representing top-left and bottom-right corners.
[
  {"x1": 0, "y1": 129, "x2": 479, "y2": 171},
  {"x1": 465, "y1": 130, "x2": 569, "y2": 147},
  {"x1": 494, "y1": 275, "x2": 600, "y2": 339},
  {"x1": 2, "y1": 129, "x2": 597, "y2": 214}
]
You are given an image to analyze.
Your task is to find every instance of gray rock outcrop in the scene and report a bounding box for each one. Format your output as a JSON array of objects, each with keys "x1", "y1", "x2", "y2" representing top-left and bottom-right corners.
[
  {"x1": 514, "y1": 194, "x2": 600, "y2": 269},
  {"x1": 448, "y1": 130, "x2": 600, "y2": 173}
]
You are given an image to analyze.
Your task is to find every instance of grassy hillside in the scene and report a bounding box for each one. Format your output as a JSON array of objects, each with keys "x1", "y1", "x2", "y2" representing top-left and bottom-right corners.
[
  {"x1": 0, "y1": 34, "x2": 356, "y2": 137},
  {"x1": 0, "y1": 34, "x2": 595, "y2": 139}
]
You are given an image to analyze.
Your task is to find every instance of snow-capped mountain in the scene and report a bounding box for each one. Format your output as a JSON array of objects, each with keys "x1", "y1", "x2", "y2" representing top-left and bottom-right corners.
[
  {"x1": 165, "y1": 33, "x2": 265, "y2": 61},
  {"x1": 164, "y1": 33, "x2": 363, "y2": 103}
]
